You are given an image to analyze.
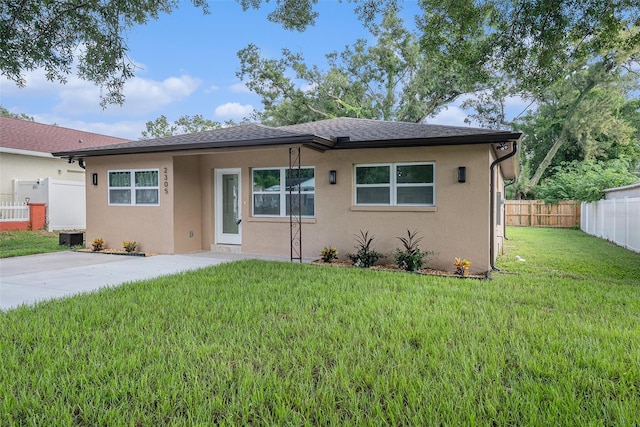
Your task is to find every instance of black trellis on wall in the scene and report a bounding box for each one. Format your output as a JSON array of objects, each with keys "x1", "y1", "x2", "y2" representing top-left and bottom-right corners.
[{"x1": 289, "y1": 147, "x2": 302, "y2": 262}]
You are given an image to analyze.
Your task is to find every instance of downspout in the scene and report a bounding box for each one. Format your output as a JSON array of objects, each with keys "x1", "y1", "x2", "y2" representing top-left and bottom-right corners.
[{"x1": 489, "y1": 142, "x2": 518, "y2": 272}]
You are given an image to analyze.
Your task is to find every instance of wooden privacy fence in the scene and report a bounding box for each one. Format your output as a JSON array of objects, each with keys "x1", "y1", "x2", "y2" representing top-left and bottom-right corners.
[{"x1": 506, "y1": 200, "x2": 581, "y2": 228}]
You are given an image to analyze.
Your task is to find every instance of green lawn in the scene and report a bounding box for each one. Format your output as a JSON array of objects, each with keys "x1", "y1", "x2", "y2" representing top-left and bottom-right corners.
[
  {"x1": 1, "y1": 227, "x2": 639, "y2": 425},
  {"x1": 0, "y1": 230, "x2": 73, "y2": 258}
]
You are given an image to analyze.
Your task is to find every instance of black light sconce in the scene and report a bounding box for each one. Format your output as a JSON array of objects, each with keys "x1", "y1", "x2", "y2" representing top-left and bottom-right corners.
[
  {"x1": 458, "y1": 167, "x2": 466, "y2": 183},
  {"x1": 92, "y1": 173, "x2": 98, "y2": 186},
  {"x1": 329, "y1": 170, "x2": 337, "y2": 185}
]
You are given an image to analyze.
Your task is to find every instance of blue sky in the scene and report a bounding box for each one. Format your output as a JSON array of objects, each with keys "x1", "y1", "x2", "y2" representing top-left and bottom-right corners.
[{"x1": 0, "y1": 0, "x2": 527, "y2": 140}]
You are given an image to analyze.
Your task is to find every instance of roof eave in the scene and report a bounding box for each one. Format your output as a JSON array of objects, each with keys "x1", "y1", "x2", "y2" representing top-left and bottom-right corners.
[
  {"x1": 53, "y1": 134, "x2": 335, "y2": 158},
  {"x1": 333, "y1": 132, "x2": 522, "y2": 149}
]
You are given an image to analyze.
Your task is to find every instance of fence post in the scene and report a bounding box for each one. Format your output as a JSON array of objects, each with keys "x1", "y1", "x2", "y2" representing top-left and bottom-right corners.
[
  {"x1": 624, "y1": 197, "x2": 629, "y2": 249},
  {"x1": 28, "y1": 203, "x2": 46, "y2": 230}
]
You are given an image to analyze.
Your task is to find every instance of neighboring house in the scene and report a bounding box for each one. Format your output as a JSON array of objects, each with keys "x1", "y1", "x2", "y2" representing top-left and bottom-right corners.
[
  {"x1": 604, "y1": 182, "x2": 640, "y2": 199},
  {"x1": 0, "y1": 117, "x2": 130, "y2": 229},
  {"x1": 54, "y1": 118, "x2": 521, "y2": 274}
]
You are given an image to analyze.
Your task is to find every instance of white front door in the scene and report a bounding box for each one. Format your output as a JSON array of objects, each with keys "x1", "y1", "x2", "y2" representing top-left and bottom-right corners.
[{"x1": 215, "y1": 169, "x2": 241, "y2": 245}]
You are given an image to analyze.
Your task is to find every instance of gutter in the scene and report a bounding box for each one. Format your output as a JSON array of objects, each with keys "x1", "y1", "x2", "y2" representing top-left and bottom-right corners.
[
  {"x1": 0, "y1": 147, "x2": 55, "y2": 158},
  {"x1": 489, "y1": 141, "x2": 518, "y2": 272}
]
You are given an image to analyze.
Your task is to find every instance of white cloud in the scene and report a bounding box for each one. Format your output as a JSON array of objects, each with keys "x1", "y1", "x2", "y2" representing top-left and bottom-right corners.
[
  {"x1": 206, "y1": 85, "x2": 220, "y2": 93},
  {"x1": 1, "y1": 67, "x2": 201, "y2": 117},
  {"x1": 33, "y1": 114, "x2": 146, "y2": 140},
  {"x1": 230, "y1": 82, "x2": 252, "y2": 94},
  {"x1": 427, "y1": 106, "x2": 470, "y2": 127},
  {"x1": 214, "y1": 102, "x2": 254, "y2": 120},
  {"x1": 54, "y1": 74, "x2": 201, "y2": 116},
  {"x1": 0, "y1": 68, "x2": 62, "y2": 97}
]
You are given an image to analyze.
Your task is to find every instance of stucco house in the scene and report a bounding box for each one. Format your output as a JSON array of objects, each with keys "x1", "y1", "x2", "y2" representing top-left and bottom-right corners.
[
  {"x1": 0, "y1": 117, "x2": 130, "y2": 229},
  {"x1": 54, "y1": 118, "x2": 520, "y2": 274}
]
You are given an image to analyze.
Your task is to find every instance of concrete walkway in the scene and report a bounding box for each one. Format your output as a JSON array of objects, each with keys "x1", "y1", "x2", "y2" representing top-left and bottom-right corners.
[{"x1": 0, "y1": 250, "x2": 307, "y2": 311}]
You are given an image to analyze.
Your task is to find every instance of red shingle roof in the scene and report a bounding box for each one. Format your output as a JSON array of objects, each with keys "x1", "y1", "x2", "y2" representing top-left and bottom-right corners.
[{"x1": 0, "y1": 117, "x2": 131, "y2": 154}]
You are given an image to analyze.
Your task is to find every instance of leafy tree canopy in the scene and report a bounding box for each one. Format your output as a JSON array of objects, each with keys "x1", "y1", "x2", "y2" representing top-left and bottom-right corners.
[
  {"x1": 0, "y1": 106, "x2": 34, "y2": 121},
  {"x1": 516, "y1": 70, "x2": 640, "y2": 181},
  {"x1": 140, "y1": 114, "x2": 222, "y2": 140},
  {"x1": 536, "y1": 159, "x2": 638, "y2": 202},
  {"x1": 1, "y1": 0, "x2": 321, "y2": 107}
]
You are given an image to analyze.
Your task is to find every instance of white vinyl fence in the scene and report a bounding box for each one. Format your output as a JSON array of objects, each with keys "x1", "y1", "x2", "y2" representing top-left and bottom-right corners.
[
  {"x1": 581, "y1": 198, "x2": 640, "y2": 253},
  {"x1": 14, "y1": 178, "x2": 86, "y2": 231},
  {"x1": 0, "y1": 202, "x2": 29, "y2": 221}
]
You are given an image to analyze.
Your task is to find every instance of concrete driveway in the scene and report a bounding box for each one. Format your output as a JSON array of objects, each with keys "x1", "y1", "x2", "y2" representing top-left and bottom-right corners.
[{"x1": 0, "y1": 250, "x2": 297, "y2": 311}]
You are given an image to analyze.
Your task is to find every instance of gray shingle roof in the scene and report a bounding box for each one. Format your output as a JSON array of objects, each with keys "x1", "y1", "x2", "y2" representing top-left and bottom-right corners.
[
  {"x1": 53, "y1": 118, "x2": 521, "y2": 158},
  {"x1": 281, "y1": 117, "x2": 509, "y2": 142}
]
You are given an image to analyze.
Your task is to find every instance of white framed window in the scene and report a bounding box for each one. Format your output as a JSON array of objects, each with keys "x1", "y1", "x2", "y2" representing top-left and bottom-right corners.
[
  {"x1": 108, "y1": 169, "x2": 159, "y2": 206},
  {"x1": 355, "y1": 162, "x2": 435, "y2": 206},
  {"x1": 252, "y1": 167, "x2": 315, "y2": 217}
]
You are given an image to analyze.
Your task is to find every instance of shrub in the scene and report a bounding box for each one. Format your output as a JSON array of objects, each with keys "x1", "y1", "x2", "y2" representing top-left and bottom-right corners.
[
  {"x1": 394, "y1": 229, "x2": 429, "y2": 271},
  {"x1": 347, "y1": 230, "x2": 382, "y2": 268},
  {"x1": 123, "y1": 240, "x2": 137, "y2": 253},
  {"x1": 91, "y1": 238, "x2": 104, "y2": 251},
  {"x1": 320, "y1": 246, "x2": 338, "y2": 263},
  {"x1": 454, "y1": 257, "x2": 471, "y2": 276}
]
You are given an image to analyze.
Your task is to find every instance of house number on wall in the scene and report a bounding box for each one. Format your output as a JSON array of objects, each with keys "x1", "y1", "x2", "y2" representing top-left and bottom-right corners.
[{"x1": 163, "y1": 167, "x2": 169, "y2": 194}]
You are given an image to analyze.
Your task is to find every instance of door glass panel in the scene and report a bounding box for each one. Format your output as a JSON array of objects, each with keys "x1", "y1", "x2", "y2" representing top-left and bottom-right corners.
[{"x1": 222, "y1": 174, "x2": 239, "y2": 234}]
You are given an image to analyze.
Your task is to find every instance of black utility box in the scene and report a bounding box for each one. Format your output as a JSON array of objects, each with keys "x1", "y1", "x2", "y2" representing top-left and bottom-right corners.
[{"x1": 59, "y1": 232, "x2": 84, "y2": 247}]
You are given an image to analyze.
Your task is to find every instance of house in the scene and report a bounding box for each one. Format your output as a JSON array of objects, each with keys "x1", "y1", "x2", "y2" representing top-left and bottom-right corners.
[
  {"x1": 53, "y1": 118, "x2": 521, "y2": 274},
  {"x1": 0, "y1": 117, "x2": 130, "y2": 229}
]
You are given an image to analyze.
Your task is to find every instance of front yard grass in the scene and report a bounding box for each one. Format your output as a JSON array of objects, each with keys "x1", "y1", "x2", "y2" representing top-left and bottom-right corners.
[
  {"x1": 1, "y1": 227, "x2": 639, "y2": 425},
  {"x1": 0, "y1": 230, "x2": 72, "y2": 258}
]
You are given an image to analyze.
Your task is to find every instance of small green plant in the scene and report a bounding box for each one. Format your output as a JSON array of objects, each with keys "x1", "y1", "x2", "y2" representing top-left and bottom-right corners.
[
  {"x1": 123, "y1": 240, "x2": 137, "y2": 253},
  {"x1": 394, "y1": 229, "x2": 428, "y2": 271},
  {"x1": 454, "y1": 257, "x2": 471, "y2": 276},
  {"x1": 347, "y1": 230, "x2": 382, "y2": 268},
  {"x1": 91, "y1": 237, "x2": 105, "y2": 251},
  {"x1": 320, "y1": 246, "x2": 338, "y2": 263}
]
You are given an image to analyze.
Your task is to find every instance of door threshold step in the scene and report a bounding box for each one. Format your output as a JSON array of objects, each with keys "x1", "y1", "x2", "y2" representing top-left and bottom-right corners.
[{"x1": 211, "y1": 244, "x2": 241, "y2": 253}]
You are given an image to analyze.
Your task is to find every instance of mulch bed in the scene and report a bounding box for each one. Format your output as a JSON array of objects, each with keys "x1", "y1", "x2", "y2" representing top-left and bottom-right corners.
[
  {"x1": 311, "y1": 259, "x2": 487, "y2": 279},
  {"x1": 75, "y1": 248, "x2": 156, "y2": 257}
]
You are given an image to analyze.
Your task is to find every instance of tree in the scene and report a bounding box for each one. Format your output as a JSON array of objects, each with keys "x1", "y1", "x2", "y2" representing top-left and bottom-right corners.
[
  {"x1": 140, "y1": 114, "x2": 222, "y2": 139},
  {"x1": 537, "y1": 159, "x2": 638, "y2": 202},
  {"x1": 0, "y1": 0, "x2": 362, "y2": 107},
  {"x1": 0, "y1": 0, "x2": 320, "y2": 107},
  {"x1": 417, "y1": 0, "x2": 640, "y2": 194},
  {"x1": 0, "y1": 106, "x2": 34, "y2": 121},
  {"x1": 516, "y1": 70, "x2": 640, "y2": 190},
  {"x1": 1, "y1": 0, "x2": 211, "y2": 107},
  {"x1": 238, "y1": 7, "x2": 492, "y2": 126}
]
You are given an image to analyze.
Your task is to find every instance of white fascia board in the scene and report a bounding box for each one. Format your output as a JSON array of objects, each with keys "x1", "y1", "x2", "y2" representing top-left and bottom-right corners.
[{"x1": 0, "y1": 147, "x2": 55, "y2": 158}]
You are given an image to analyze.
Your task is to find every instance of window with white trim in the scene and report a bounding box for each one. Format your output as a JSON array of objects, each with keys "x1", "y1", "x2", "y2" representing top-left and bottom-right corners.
[
  {"x1": 108, "y1": 169, "x2": 159, "y2": 205},
  {"x1": 252, "y1": 167, "x2": 315, "y2": 217},
  {"x1": 355, "y1": 163, "x2": 435, "y2": 205}
]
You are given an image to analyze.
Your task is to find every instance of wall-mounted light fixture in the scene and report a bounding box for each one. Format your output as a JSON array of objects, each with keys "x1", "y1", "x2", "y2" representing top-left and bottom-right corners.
[
  {"x1": 92, "y1": 173, "x2": 98, "y2": 186},
  {"x1": 329, "y1": 170, "x2": 337, "y2": 185},
  {"x1": 458, "y1": 167, "x2": 466, "y2": 183}
]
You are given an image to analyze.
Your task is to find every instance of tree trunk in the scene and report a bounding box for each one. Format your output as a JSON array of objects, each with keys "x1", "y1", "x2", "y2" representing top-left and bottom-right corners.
[{"x1": 523, "y1": 74, "x2": 600, "y2": 196}]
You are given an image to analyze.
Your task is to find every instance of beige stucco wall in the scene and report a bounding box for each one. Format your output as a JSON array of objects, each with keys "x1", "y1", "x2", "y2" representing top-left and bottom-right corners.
[
  {"x1": 85, "y1": 143, "x2": 507, "y2": 274},
  {"x1": 0, "y1": 152, "x2": 85, "y2": 202},
  {"x1": 198, "y1": 144, "x2": 493, "y2": 273},
  {"x1": 173, "y1": 156, "x2": 203, "y2": 253},
  {"x1": 84, "y1": 154, "x2": 175, "y2": 254}
]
